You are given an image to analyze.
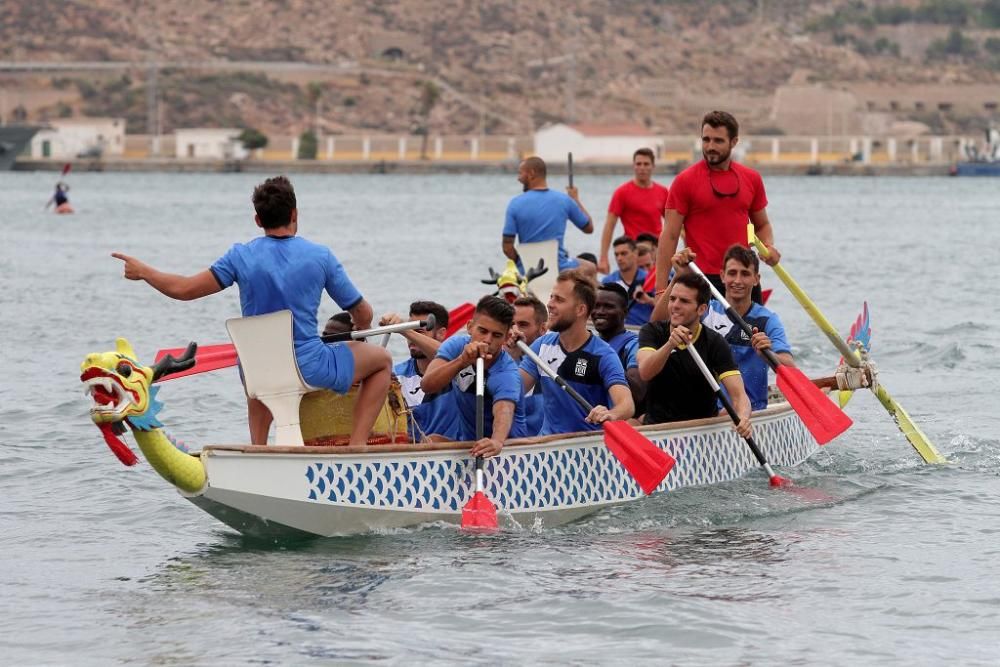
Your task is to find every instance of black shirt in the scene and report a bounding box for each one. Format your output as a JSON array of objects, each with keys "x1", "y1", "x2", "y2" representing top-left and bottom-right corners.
[{"x1": 637, "y1": 321, "x2": 740, "y2": 424}]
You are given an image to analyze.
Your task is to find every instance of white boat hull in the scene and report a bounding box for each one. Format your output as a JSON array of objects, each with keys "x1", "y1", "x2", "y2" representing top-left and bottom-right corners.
[{"x1": 184, "y1": 400, "x2": 817, "y2": 538}]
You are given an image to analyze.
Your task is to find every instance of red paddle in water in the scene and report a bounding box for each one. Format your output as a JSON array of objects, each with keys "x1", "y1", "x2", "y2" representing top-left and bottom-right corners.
[
  {"x1": 517, "y1": 340, "x2": 674, "y2": 494},
  {"x1": 461, "y1": 357, "x2": 498, "y2": 530},
  {"x1": 688, "y1": 262, "x2": 852, "y2": 444}
]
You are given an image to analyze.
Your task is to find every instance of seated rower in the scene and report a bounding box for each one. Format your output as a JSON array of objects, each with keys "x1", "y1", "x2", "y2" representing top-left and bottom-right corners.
[
  {"x1": 422, "y1": 295, "x2": 528, "y2": 457},
  {"x1": 637, "y1": 272, "x2": 751, "y2": 437},
  {"x1": 592, "y1": 283, "x2": 646, "y2": 417},
  {"x1": 111, "y1": 175, "x2": 392, "y2": 447},
  {"x1": 602, "y1": 235, "x2": 654, "y2": 325},
  {"x1": 380, "y1": 301, "x2": 461, "y2": 442},
  {"x1": 520, "y1": 269, "x2": 634, "y2": 435},
  {"x1": 506, "y1": 295, "x2": 549, "y2": 436}
]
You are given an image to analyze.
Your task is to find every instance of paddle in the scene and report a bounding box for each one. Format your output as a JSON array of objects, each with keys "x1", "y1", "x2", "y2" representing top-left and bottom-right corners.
[
  {"x1": 748, "y1": 226, "x2": 946, "y2": 464},
  {"x1": 153, "y1": 315, "x2": 437, "y2": 382},
  {"x1": 461, "y1": 357, "x2": 499, "y2": 530},
  {"x1": 567, "y1": 151, "x2": 574, "y2": 189},
  {"x1": 687, "y1": 261, "x2": 853, "y2": 445},
  {"x1": 685, "y1": 342, "x2": 789, "y2": 487},
  {"x1": 445, "y1": 302, "x2": 475, "y2": 337},
  {"x1": 516, "y1": 340, "x2": 675, "y2": 494}
]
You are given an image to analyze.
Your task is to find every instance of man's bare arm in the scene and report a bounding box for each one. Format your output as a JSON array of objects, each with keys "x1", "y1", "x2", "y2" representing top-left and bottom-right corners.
[
  {"x1": 112, "y1": 253, "x2": 221, "y2": 301},
  {"x1": 598, "y1": 212, "x2": 619, "y2": 274},
  {"x1": 654, "y1": 211, "x2": 684, "y2": 292}
]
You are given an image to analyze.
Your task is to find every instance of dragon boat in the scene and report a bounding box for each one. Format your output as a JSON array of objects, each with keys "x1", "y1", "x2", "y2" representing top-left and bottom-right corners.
[{"x1": 80, "y1": 312, "x2": 824, "y2": 539}]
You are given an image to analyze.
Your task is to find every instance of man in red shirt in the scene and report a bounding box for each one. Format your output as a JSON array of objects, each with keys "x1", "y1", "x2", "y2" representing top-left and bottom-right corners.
[
  {"x1": 597, "y1": 148, "x2": 669, "y2": 275},
  {"x1": 653, "y1": 111, "x2": 780, "y2": 302}
]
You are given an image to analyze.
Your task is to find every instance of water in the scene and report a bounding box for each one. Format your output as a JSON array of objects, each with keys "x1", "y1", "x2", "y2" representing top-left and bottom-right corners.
[{"x1": 2, "y1": 171, "x2": 999, "y2": 664}]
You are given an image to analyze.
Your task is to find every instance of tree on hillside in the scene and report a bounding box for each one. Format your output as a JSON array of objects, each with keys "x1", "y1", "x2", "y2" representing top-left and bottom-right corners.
[
  {"x1": 415, "y1": 80, "x2": 441, "y2": 160},
  {"x1": 298, "y1": 130, "x2": 318, "y2": 160},
  {"x1": 238, "y1": 128, "x2": 268, "y2": 154},
  {"x1": 306, "y1": 81, "x2": 323, "y2": 137}
]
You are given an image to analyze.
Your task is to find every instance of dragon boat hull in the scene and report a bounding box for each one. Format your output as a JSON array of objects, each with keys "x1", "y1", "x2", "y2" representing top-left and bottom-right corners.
[{"x1": 182, "y1": 400, "x2": 816, "y2": 539}]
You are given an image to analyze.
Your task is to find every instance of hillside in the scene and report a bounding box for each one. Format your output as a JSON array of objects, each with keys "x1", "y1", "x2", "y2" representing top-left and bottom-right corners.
[{"x1": 2, "y1": 0, "x2": 999, "y2": 137}]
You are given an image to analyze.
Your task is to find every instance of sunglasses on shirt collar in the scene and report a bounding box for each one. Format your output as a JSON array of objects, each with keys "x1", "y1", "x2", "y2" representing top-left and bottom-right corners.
[{"x1": 708, "y1": 168, "x2": 740, "y2": 198}]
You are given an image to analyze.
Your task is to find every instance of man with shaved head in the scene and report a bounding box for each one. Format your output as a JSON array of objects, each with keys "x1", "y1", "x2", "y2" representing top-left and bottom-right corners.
[{"x1": 502, "y1": 156, "x2": 594, "y2": 272}]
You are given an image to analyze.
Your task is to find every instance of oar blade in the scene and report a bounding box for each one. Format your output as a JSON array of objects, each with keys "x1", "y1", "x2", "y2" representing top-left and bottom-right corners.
[
  {"x1": 153, "y1": 349, "x2": 239, "y2": 382},
  {"x1": 446, "y1": 302, "x2": 476, "y2": 337},
  {"x1": 874, "y1": 385, "x2": 947, "y2": 464},
  {"x1": 602, "y1": 421, "x2": 675, "y2": 494},
  {"x1": 776, "y1": 366, "x2": 853, "y2": 444},
  {"x1": 461, "y1": 491, "x2": 498, "y2": 531}
]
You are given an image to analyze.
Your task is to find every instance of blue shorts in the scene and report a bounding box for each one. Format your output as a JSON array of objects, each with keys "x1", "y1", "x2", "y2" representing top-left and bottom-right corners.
[{"x1": 297, "y1": 341, "x2": 356, "y2": 394}]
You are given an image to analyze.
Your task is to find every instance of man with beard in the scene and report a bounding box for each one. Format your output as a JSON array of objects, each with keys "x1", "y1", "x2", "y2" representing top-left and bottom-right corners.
[
  {"x1": 602, "y1": 235, "x2": 655, "y2": 325},
  {"x1": 380, "y1": 301, "x2": 461, "y2": 441},
  {"x1": 653, "y1": 111, "x2": 781, "y2": 303},
  {"x1": 592, "y1": 283, "x2": 646, "y2": 417},
  {"x1": 637, "y1": 273, "x2": 752, "y2": 436},
  {"x1": 502, "y1": 156, "x2": 594, "y2": 272},
  {"x1": 519, "y1": 269, "x2": 634, "y2": 435},
  {"x1": 506, "y1": 295, "x2": 548, "y2": 435},
  {"x1": 422, "y1": 296, "x2": 528, "y2": 457},
  {"x1": 597, "y1": 148, "x2": 669, "y2": 275}
]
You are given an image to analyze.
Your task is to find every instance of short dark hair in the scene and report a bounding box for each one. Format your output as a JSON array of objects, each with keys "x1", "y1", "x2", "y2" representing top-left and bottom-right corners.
[
  {"x1": 636, "y1": 232, "x2": 658, "y2": 246},
  {"x1": 633, "y1": 147, "x2": 655, "y2": 164},
  {"x1": 513, "y1": 295, "x2": 547, "y2": 324},
  {"x1": 556, "y1": 268, "x2": 597, "y2": 314},
  {"x1": 673, "y1": 272, "x2": 710, "y2": 306},
  {"x1": 612, "y1": 235, "x2": 637, "y2": 250},
  {"x1": 409, "y1": 300, "x2": 449, "y2": 329},
  {"x1": 327, "y1": 312, "x2": 353, "y2": 327},
  {"x1": 475, "y1": 294, "x2": 514, "y2": 328},
  {"x1": 522, "y1": 156, "x2": 547, "y2": 178},
  {"x1": 252, "y1": 175, "x2": 297, "y2": 229},
  {"x1": 702, "y1": 110, "x2": 739, "y2": 140},
  {"x1": 576, "y1": 252, "x2": 598, "y2": 265},
  {"x1": 598, "y1": 283, "x2": 629, "y2": 310},
  {"x1": 722, "y1": 244, "x2": 759, "y2": 273}
]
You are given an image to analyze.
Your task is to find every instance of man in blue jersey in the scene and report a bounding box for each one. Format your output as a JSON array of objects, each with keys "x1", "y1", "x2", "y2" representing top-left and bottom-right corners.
[
  {"x1": 501, "y1": 156, "x2": 594, "y2": 272},
  {"x1": 678, "y1": 245, "x2": 794, "y2": 410},
  {"x1": 506, "y1": 294, "x2": 548, "y2": 436},
  {"x1": 422, "y1": 296, "x2": 528, "y2": 457},
  {"x1": 602, "y1": 235, "x2": 654, "y2": 325},
  {"x1": 111, "y1": 175, "x2": 392, "y2": 447},
  {"x1": 520, "y1": 270, "x2": 634, "y2": 435},
  {"x1": 592, "y1": 283, "x2": 646, "y2": 417},
  {"x1": 379, "y1": 301, "x2": 461, "y2": 441}
]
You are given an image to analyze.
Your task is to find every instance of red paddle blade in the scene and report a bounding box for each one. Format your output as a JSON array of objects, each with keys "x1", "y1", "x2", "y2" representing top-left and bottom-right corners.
[
  {"x1": 155, "y1": 343, "x2": 235, "y2": 362},
  {"x1": 461, "y1": 491, "x2": 498, "y2": 531},
  {"x1": 761, "y1": 288, "x2": 772, "y2": 305},
  {"x1": 153, "y1": 348, "x2": 238, "y2": 382},
  {"x1": 642, "y1": 269, "x2": 656, "y2": 294},
  {"x1": 61, "y1": 162, "x2": 72, "y2": 176},
  {"x1": 446, "y1": 302, "x2": 475, "y2": 337},
  {"x1": 602, "y1": 421, "x2": 675, "y2": 494},
  {"x1": 776, "y1": 366, "x2": 853, "y2": 444}
]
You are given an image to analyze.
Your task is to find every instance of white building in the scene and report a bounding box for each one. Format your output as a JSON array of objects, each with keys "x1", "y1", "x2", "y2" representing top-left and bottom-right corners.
[
  {"x1": 174, "y1": 128, "x2": 248, "y2": 159},
  {"x1": 533, "y1": 123, "x2": 660, "y2": 163},
  {"x1": 30, "y1": 118, "x2": 126, "y2": 159}
]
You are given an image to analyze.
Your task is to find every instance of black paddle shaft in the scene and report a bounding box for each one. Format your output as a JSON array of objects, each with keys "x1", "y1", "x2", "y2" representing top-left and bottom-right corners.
[
  {"x1": 714, "y1": 386, "x2": 768, "y2": 467},
  {"x1": 567, "y1": 152, "x2": 574, "y2": 188},
  {"x1": 722, "y1": 306, "x2": 782, "y2": 370}
]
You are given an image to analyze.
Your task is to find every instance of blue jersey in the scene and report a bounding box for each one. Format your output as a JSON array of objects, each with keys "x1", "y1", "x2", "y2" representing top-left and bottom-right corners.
[
  {"x1": 503, "y1": 189, "x2": 589, "y2": 270},
  {"x1": 436, "y1": 334, "x2": 528, "y2": 441},
  {"x1": 393, "y1": 358, "x2": 462, "y2": 441},
  {"x1": 519, "y1": 332, "x2": 629, "y2": 436},
  {"x1": 603, "y1": 330, "x2": 639, "y2": 370},
  {"x1": 602, "y1": 268, "x2": 653, "y2": 325},
  {"x1": 522, "y1": 384, "x2": 544, "y2": 436},
  {"x1": 211, "y1": 235, "x2": 363, "y2": 394},
  {"x1": 703, "y1": 300, "x2": 791, "y2": 410}
]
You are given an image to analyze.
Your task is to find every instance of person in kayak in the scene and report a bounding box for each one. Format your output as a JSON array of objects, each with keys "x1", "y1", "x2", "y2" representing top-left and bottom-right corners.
[
  {"x1": 46, "y1": 182, "x2": 70, "y2": 211},
  {"x1": 111, "y1": 175, "x2": 392, "y2": 447}
]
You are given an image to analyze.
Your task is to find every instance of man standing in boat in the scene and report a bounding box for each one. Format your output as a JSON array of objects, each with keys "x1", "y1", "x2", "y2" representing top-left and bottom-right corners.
[
  {"x1": 653, "y1": 110, "x2": 780, "y2": 305},
  {"x1": 592, "y1": 283, "x2": 646, "y2": 418},
  {"x1": 502, "y1": 156, "x2": 594, "y2": 272},
  {"x1": 380, "y1": 301, "x2": 462, "y2": 442},
  {"x1": 111, "y1": 175, "x2": 392, "y2": 448},
  {"x1": 637, "y1": 273, "x2": 752, "y2": 435},
  {"x1": 422, "y1": 295, "x2": 529, "y2": 456},
  {"x1": 597, "y1": 148, "x2": 669, "y2": 275},
  {"x1": 674, "y1": 245, "x2": 794, "y2": 411},
  {"x1": 519, "y1": 269, "x2": 634, "y2": 435}
]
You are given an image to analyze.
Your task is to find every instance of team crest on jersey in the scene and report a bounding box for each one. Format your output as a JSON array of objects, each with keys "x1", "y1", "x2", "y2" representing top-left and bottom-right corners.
[{"x1": 574, "y1": 358, "x2": 588, "y2": 376}]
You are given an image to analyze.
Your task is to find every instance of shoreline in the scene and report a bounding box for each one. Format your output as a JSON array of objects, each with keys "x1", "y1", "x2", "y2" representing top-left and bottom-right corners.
[{"x1": 12, "y1": 157, "x2": 955, "y2": 177}]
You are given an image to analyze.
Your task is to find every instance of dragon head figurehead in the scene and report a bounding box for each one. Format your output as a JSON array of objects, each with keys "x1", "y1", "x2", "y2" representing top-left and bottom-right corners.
[
  {"x1": 482, "y1": 258, "x2": 549, "y2": 304},
  {"x1": 80, "y1": 339, "x2": 196, "y2": 466}
]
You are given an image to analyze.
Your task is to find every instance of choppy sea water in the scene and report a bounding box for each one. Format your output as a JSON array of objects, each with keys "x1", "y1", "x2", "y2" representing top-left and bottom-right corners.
[{"x1": 1, "y1": 171, "x2": 998, "y2": 665}]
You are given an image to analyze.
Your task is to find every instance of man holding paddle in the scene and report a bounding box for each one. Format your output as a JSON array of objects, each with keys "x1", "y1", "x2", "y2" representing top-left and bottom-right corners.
[
  {"x1": 654, "y1": 110, "x2": 780, "y2": 303},
  {"x1": 111, "y1": 175, "x2": 392, "y2": 447},
  {"x1": 502, "y1": 156, "x2": 594, "y2": 272}
]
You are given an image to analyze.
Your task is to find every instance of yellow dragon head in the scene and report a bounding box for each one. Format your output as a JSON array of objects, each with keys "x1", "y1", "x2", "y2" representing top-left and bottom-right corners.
[
  {"x1": 482, "y1": 258, "x2": 549, "y2": 304},
  {"x1": 80, "y1": 339, "x2": 196, "y2": 466}
]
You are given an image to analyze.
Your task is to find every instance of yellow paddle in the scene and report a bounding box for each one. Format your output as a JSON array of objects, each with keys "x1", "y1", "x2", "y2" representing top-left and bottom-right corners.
[{"x1": 748, "y1": 224, "x2": 945, "y2": 464}]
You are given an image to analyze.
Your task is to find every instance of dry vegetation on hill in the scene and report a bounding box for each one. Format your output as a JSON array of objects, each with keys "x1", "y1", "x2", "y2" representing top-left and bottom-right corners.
[{"x1": 2, "y1": 0, "x2": 998, "y2": 136}]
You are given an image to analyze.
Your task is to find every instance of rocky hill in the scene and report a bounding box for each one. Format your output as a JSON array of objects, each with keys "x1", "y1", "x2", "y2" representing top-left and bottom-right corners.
[{"x1": 2, "y1": 0, "x2": 998, "y2": 136}]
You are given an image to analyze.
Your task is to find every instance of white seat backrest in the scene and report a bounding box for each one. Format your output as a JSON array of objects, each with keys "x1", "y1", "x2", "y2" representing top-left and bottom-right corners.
[
  {"x1": 226, "y1": 310, "x2": 316, "y2": 446},
  {"x1": 518, "y1": 239, "x2": 559, "y2": 303}
]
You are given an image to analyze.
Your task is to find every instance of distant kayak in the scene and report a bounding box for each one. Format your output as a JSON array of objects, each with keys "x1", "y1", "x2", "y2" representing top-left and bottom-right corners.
[{"x1": 55, "y1": 203, "x2": 74, "y2": 214}]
